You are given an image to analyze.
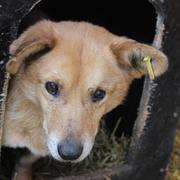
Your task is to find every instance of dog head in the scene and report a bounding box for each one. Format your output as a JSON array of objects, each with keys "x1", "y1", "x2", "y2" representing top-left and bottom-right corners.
[{"x1": 6, "y1": 20, "x2": 168, "y2": 162}]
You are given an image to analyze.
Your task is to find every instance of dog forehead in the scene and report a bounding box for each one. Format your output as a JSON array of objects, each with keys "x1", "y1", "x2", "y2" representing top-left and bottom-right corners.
[
  {"x1": 34, "y1": 22, "x2": 118, "y2": 85},
  {"x1": 36, "y1": 46, "x2": 116, "y2": 90},
  {"x1": 55, "y1": 21, "x2": 113, "y2": 43}
]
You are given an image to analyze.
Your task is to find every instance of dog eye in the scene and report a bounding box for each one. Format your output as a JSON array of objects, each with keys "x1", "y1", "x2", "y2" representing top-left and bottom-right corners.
[
  {"x1": 45, "y1": 81, "x2": 59, "y2": 96},
  {"x1": 91, "y1": 88, "x2": 106, "y2": 103}
]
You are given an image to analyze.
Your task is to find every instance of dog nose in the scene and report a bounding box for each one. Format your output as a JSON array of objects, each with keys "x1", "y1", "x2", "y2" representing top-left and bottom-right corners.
[{"x1": 57, "y1": 139, "x2": 83, "y2": 160}]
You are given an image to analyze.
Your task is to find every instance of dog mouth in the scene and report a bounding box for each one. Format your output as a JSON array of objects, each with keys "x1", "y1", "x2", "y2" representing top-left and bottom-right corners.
[{"x1": 47, "y1": 134, "x2": 94, "y2": 163}]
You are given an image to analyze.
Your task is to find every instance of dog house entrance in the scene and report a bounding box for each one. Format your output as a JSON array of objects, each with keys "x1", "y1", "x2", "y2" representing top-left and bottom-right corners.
[{"x1": 1, "y1": 0, "x2": 157, "y2": 179}]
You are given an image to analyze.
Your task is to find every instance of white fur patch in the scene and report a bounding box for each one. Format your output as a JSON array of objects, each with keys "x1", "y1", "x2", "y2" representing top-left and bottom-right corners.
[
  {"x1": 74, "y1": 135, "x2": 94, "y2": 162},
  {"x1": 47, "y1": 134, "x2": 64, "y2": 161}
]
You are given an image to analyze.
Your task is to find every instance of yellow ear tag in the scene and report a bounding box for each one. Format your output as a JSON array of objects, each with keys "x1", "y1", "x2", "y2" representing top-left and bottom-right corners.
[{"x1": 143, "y1": 56, "x2": 155, "y2": 80}]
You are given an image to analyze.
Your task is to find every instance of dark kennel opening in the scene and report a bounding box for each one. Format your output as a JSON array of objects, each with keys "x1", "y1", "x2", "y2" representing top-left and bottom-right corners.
[
  {"x1": 1, "y1": 0, "x2": 179, "y2": 179},
  {"x1": 18, "y1": 0, "x2": 157, "y2": 137},
  {"x1": 0, "y1": 1, "x2": 157, "y2": 179}
]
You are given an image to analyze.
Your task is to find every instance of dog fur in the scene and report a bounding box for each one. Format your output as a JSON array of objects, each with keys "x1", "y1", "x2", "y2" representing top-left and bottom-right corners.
[{"x1": 2, "y1": 20, "x2": 168, "y2": 179}]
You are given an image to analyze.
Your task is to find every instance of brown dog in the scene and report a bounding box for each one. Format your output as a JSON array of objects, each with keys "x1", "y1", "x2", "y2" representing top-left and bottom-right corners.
[{"x1": 2, "y1": 20, "x2": 168, "y2": 179}]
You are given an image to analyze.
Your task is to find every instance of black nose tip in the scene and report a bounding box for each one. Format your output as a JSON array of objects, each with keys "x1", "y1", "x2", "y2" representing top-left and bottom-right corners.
[{"x1": 58, "y1": 139, "x2": 83, "y2": 161}]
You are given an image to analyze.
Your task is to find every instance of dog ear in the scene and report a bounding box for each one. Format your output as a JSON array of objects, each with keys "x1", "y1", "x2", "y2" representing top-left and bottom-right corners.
[
  {"x1": 111, "y1": 39, "x2": 168, "y2": 79},
  {"x1": 6, "y1": 20, "x2": 58, "y2": 75}
]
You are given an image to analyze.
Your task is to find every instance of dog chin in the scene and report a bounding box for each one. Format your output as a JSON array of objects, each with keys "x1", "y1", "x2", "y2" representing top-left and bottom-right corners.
[{"x1": 47, "y1": 134, "x2": 94, "y2": 163}]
